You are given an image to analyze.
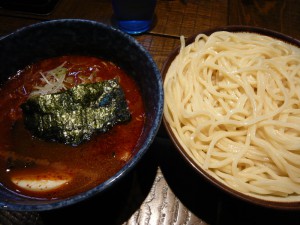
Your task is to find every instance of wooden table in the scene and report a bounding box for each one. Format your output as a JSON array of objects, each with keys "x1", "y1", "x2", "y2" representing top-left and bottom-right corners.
[{"x1": 0, "y1": 1, "x2": 300, "y2": 224}]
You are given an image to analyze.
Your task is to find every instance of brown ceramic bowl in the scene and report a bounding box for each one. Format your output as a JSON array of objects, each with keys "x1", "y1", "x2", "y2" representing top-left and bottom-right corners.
[{"x1": 162, "y1": 26, "x2": 300, "y2": 210}]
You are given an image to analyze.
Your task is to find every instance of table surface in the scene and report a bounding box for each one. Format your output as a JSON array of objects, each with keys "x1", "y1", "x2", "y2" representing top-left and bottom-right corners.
[{"x1": 0, "y1": 1, "x2": 300, "y2": 225}]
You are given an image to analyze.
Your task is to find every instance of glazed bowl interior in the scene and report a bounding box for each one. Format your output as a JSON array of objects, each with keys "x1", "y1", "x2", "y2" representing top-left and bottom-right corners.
[
  {"x1": 162, "y1": 25, "x2": 300, "y2": 210},
  {"x1": 0, "y1": 19, "x2": 163, "y2": 211}
]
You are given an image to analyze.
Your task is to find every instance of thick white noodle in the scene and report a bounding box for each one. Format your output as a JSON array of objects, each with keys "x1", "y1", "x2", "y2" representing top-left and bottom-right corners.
[{"x1": 164, "y1": 31, "x2": 300, "y2": 201}]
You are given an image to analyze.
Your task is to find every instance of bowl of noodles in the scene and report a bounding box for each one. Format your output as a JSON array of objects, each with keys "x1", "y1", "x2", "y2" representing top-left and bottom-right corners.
[
  {"x1": 162, "y1": 26, "x2": 300, "y2": 209},
  {"x1": 0, "y1": 19, "x2": 163, "y2": 211}
]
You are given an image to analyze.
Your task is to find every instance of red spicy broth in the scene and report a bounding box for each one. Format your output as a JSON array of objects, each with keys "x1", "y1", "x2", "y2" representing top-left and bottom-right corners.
[{"x1": 0, "y1": 55, "x2": 145, "y2": 199}]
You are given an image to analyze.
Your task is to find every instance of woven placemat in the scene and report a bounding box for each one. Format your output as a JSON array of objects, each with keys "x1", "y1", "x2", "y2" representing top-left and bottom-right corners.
[{"x1": 0, "y1": 210, "x2": 43, "y2": 225}]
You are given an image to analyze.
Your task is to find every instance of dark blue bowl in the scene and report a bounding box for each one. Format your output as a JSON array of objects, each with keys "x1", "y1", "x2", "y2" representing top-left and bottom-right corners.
[{"x1": 0, "y1": 19, "x2": 163, "y2": 211}]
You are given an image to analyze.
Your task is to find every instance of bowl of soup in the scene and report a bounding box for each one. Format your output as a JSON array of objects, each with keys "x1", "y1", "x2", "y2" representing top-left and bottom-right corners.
[
  {"x1": 162, "y1": 26, "x2": 300, "y2": 210},
  {"x1": 0, "y1": 19, "x2": 163, "y2": 211}
]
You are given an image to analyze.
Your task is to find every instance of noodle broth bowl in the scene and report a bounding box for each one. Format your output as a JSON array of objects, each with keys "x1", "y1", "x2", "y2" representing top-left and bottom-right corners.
[
  {"x1": 0, "y1": 19, "x2": 163, "y2": 211},
  {"x1": 162, "y1": 26, "x2": 300, "y2": 210}
]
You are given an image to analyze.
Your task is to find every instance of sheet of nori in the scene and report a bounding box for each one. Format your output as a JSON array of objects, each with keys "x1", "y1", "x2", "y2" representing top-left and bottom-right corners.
[{"x1": 21, "y1": 78, "x2": 131, "y2": 146}]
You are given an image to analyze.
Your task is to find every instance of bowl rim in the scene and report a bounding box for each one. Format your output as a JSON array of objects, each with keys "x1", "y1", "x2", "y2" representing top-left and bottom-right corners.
[
  {"x1": 0, "y1": 18, "x2": 164, "y2": 211},
  {"x1": 162, "y1": 25, "x2": 300, "y2": 210}
]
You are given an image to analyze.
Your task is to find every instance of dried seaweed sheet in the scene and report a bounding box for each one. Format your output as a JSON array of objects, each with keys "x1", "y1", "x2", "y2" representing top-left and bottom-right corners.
[{"x1": 21, "y1": 78, "x2": 131, "y2": 146}]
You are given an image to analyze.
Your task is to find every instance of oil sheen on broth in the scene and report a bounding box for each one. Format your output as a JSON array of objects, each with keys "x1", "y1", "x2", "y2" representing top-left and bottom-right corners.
[{"x1": 0, "y1": 56, "x2": 145, "y2": 199}]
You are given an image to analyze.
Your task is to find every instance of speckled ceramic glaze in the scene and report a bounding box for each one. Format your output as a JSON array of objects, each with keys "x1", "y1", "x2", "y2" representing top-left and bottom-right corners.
[{"x1": 0, "y1": 19, "x2": 163, "y2": 211}]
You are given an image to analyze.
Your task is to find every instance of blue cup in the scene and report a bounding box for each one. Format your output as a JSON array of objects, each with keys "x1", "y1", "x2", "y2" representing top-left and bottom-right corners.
[{"x1": 112, "y1": 0, "x2": 157, "y2": 35}]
